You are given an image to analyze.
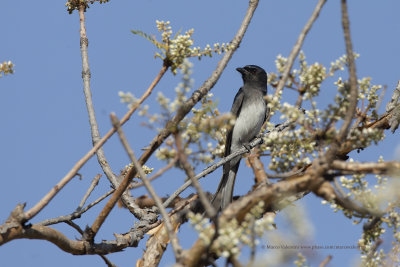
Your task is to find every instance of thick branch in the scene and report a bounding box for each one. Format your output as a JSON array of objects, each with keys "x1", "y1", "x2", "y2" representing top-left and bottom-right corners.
[
  {"x1": 138, "y1": 195, "x2": 200, "y2": 267},
  {"x1": 1, "y1": 224, "x2": 142, "y2": 255},
  {"x1": 332, "y1": 160, "x2": 400, "y2": 176}
]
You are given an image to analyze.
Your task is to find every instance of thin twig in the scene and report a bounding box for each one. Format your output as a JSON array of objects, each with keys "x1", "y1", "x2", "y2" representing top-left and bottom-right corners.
[
  {"x1": 100, "y1": 255, "x2": 117, "y2": 267},
  {"x1": 337, "y1": 0, "x2": 358, "y2": 141},
  {"x1": 65, "y1": 220, "x2": 84, "y2": 235},
  {"x1": 37, "y1": 189, "x2": 114, "y2": 226},
  {"x1": 111, "y1": 115, "x2": 182, "y2": 261},
  {"x1": 319, "y1": 255, "x2": 332, "y2": 267},
  {"x1": 174, "y1": 133, "x2": 216, "y2": 218},
  {"x1": 77, "y1": 174, "x2": 102, "y2": 211},
  {"x1": 274, "y1": 0, "x2": 327, "y2": 98}
]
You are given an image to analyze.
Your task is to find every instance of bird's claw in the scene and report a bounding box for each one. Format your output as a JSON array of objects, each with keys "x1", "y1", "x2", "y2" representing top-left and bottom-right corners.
[{"x1": 243, "y1": 143, "x2": 252, "y2": 152}]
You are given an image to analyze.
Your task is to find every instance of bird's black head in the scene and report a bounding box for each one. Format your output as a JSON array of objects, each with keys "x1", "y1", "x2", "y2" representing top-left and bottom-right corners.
[{"x1": 236, "y1": 65, "x2": 268, "y2": 88}]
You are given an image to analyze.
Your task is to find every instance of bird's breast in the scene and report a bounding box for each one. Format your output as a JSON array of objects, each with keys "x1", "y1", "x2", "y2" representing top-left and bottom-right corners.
[{"x1": 231, "y1": 98, "x2": 266, "y2": 151}]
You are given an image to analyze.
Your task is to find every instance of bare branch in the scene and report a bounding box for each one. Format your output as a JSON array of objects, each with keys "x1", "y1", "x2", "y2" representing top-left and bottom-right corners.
[
  {"x1": 37, "y1": 189, "x2": 114, "y2": 226},
  {"x1": 337, "y1": 0, "x2": 358, "y2": 141},
  {"x1": 83, "y1": 113, "x2": 151, "y2": 241},
  {"x1": 247, "y1": 148, "x2": 271, "y2": 185},
  {"x1": 274, "y1": 0, "x2": 327, "y2": 98},
  {"x1": 174, "y1": 133, "x2": 216, "y2": 218},
  {"x1": 319, "y1": 255, "x2": 332, "y2": 267},
  {"x1": 332, "y1": 160, "x2": 400, "y2": 176},
  {"x1": 99, "y1": 255, "x2": 117, "y2": 267},
  {"x1": 111, "y1": 115, "x2": 182, "y2": 261},
  {"x1": 78, "y1": 174, "x2": 102, "y2": 211},
  {"x1": 139, "y1": 195, "x2": 200, "y2": 267},
  {"x1": 65, "y1": 220, "x2": 84, "y2": 235}
]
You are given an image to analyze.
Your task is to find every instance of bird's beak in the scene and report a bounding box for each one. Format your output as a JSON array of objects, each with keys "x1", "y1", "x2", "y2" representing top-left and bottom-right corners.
[{"x1": 236, "y1": 67, "x2": 246, "y2": 75}]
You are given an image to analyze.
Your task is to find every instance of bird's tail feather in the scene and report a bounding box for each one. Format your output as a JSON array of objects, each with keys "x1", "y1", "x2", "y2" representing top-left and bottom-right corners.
[{"x1": 211, "y1": 162, "x2": 240, "y2": 211}]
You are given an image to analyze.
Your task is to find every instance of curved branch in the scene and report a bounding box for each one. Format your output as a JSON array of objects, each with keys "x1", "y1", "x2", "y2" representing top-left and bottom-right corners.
[{"x1": 1, "y1": 224, "x2": 130, "y2": 255}]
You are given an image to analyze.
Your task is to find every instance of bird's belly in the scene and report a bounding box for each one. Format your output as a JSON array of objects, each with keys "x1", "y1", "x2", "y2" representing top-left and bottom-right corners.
[{"x1": 231, "y1": 101, "x2": 265, "y2": 150}]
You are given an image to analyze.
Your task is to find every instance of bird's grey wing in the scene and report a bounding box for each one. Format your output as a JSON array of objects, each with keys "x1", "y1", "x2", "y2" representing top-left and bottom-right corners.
[{"x1": 224, "y1": 88, "x2": 244, "y2": 157}]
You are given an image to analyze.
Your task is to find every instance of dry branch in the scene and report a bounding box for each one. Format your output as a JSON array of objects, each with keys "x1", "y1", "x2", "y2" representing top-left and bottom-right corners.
[
  {"x1": 138, "y1": 195, "x2": 200, "y2": 267},
  {"x1": 111, "y1": 115, "x2": 183, "y2": 260},
  {"x1": 175, "y1": 132, "x2": 216, "y2": 218}
]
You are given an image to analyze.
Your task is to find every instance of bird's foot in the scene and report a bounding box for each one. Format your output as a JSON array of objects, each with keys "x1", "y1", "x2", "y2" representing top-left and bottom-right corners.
[
  {"x1": 243, "y1": 143, "x2": 252, "y2": 152},
  {"x1": 256, "y1": 133, "x2": 264, "y2": 144}
]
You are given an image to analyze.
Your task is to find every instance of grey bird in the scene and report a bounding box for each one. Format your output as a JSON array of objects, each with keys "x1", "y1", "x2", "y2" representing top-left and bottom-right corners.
[{"x1": 212, "y1": 65, "x2": 268, "y2": 211}]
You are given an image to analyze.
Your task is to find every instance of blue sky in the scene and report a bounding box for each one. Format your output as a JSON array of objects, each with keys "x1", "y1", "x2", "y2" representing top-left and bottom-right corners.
[{"x1": 1, "y1": 1, "x2": 400, "y2": 266}]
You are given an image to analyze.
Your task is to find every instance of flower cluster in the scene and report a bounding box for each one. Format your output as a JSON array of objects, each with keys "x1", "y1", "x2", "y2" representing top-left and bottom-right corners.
[
  {"x1": 65, "y1": 0, "x2": 109, "y2": 14},
  {"x1": 0, "y1": 61, "x2": 14, "y2": 77},
  {"x1": 132, "y1": 21, "x2": 234, "y2": 74},
  {"x1": 188, "y1": 201, "x2": 275, "y2": 258},
  {"x1": 120, "y1": 163, "x2": 153, "y2": 178}
]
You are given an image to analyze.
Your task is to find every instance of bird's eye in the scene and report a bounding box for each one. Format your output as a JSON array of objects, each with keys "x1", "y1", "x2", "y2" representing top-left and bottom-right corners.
[{"x1": 245, "y1": 67, "x2": 256, "y2": 73}]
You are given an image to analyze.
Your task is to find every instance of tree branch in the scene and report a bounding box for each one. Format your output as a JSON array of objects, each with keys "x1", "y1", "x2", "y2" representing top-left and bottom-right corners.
[
  {"x1": 110, "y1": 114, "x2": 182, "y2": 261},
  {"x1": 337, "y1": 0, "x2": 358, "y2": 141},
  {"x1": 77, "y1": 174, "x2": 102, "y2": 211},
  {"x1": 37, "y1": 189, "x2": 114, "y2": 226},
  {"x1": 174, "y1": 132, "x2": 216, "y2": 218},
  {"x1": 138, "y1": 195, "x2": 200, "y2": 267},
  {"x1": 332, "y1": 160, "x2": 400, "y2": 176}
]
